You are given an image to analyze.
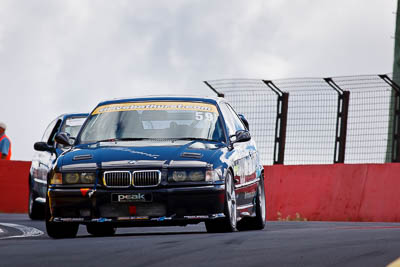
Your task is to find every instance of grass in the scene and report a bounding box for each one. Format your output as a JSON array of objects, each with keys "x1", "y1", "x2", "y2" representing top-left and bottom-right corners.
[{"x1": 277, "y1": 212, "x2": 308, "y2": 221}]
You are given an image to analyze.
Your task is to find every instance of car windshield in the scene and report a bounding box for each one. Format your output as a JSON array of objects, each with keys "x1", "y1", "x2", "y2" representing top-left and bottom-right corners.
[
  {"x1": 77, "y1": 101, "x2": 225, "y2": 144},
  {"x1": 61, "y1": 117, "x2": 86, "y2": 139}
]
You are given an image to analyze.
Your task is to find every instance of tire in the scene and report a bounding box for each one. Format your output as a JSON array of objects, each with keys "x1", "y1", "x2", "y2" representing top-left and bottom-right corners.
[
  {"x1": 28, "y1": 184, "x2": 44, "y2": 220},
  {"x1": 237, "y1": 174, "x2": 266, "y2": 231},
  {"x1": 205, "y1": 170, "x2": 237, "y2": 233},
  {"x1": 46, "y1": 221, "x2": 79, "y2": 239},
  {"x1": 45, "y1": 194, "x2": 78, "y2": 239},
  {"x1": 86, "y1": 224, "x2": 116, "y2": 237}
]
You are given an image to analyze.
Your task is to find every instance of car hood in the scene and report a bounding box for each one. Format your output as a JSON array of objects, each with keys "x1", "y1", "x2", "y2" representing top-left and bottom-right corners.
[{"x1": 58, "y1": 140, "x2": 226, "y2": 170}]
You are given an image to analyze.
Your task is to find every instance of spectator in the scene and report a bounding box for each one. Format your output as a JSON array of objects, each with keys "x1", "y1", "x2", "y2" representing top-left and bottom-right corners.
[{"x1": 0, "y1": 122, "x2": 11, "y2": 160}]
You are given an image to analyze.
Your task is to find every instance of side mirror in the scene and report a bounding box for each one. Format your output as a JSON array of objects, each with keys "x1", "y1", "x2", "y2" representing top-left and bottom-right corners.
[
  {"x1": 235, "y1": 130, "x2": 251, "y2": 143},
  {"x1": 230, "y1": 130, "x2": 251, "y2": 148},
  {"x1": 34, "y1": 142, "x2": 55, "y2": 153},
  {"x1": 55, "y1": 132, "x2": 71, "y2": 147},
  {"x1": 238, "y1": 114, "x2": 249, "y2": 130}
]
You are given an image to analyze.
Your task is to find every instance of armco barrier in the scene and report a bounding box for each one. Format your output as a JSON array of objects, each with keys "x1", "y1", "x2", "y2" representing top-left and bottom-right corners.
[
  {"x1": 264, "y1": 163, "x2": 400, "y2": 222},
  {"x1": 1, "y1": 160, "x2": 400, "y2": 222},
  {"x1": 0, "y1": 160, "x2": 30, "y2": 213}
]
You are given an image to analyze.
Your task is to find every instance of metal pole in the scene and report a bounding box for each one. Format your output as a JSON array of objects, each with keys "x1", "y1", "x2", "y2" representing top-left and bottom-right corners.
[
  {"x1": 203, "y1": 81, "x2": 224, "y2": 97},
  {"x1": 324, "y1": 78, "x2": 350, "y2": 163},
  {"x1": 379, "y1": 74, "x2": 400, "y2": 162},
  {"x1": 262, "y1": 80, "x2": 289, "y2": 165},
  {"x1": 388, "y1": 0, "x2": 400, "y2": 162}
]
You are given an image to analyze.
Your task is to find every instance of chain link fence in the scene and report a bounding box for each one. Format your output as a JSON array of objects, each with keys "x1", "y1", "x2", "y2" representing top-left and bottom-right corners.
[
  {"x1": 205, "y1": 79, "x2": 277, "y2": 164},
  {"x1": 206, "y1": 74, "x2": 397, "y2": 165}
]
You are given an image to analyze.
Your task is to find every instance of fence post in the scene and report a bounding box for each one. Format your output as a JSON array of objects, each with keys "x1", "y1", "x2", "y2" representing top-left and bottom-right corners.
[
  {"x1": 262, "y1": 80, "x2": 289, "y2": 164},
  {"x1": 379, "y1": 74, "x2": 400, "y2": 162},
  {"x1": 324, "y1": 78, "x2": 350, "y2": 163},
  {"x1": 203, "y1": 81, "x2": 224, "y2": 97}
]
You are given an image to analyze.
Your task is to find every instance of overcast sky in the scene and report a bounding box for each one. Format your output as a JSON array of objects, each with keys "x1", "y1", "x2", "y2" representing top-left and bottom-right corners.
[{"x1": 0, "y1": 0, "x2": 396, "y2": 161}]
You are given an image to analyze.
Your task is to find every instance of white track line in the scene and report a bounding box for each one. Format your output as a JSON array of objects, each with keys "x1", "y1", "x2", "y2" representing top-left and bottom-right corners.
[{"x1": 0, "y1": 223, "x2": 43, "y2": 240}]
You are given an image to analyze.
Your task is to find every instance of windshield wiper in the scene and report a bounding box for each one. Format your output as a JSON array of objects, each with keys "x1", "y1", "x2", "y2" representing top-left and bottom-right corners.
[
  {"x1": 172, "y1": 137, "x2": 216, "y2": 142},
  {"x1": 97, "y1": 138, "x2": 150, "y2": 143}
]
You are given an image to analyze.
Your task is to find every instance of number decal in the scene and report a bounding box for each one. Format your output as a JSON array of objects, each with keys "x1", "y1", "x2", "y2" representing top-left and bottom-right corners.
[
  {"x1": 195, "y1": 112, "x2": 204, "y2": 121},
  {"x1": 205, "y1": 112, "x2": 213, "y2": 121},
  {"x1": 196, "y1": 112, "x2": 214, "y2": 121}
]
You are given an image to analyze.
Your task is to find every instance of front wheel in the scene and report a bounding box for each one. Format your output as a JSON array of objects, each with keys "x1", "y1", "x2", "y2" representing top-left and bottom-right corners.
[
  {"x1": 205, "y1": 170, "x2": 237, "y2": 233},
  {"x1": 251, "y1": 176, "x2": 266, "y2": 229},
  {"x1": 46, "y1": 221, "x2": 79, "y2": 239},
  {"x1": 45, "y1": 194, "x2": 78, "y2": 239},
  {"x1": 237, "y1": 175, "x2": 266, "y2": 231}
]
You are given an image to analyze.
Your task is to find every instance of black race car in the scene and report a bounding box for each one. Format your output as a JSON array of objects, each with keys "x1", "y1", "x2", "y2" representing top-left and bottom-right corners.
[
  {"x1": 29, "y1": 113, "x2": 88, "y2": 219},
  {"x1": 45, "y1": 96, "x2": 266, "y2": 238}
]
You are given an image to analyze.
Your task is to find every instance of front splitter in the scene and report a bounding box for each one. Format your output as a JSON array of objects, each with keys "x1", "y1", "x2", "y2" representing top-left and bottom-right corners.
[{"x1": 51, "y1": 213, "x2": 225, "y2": 224}]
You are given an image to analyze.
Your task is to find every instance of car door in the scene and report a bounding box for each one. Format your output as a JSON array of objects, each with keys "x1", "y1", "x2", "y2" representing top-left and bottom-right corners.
[
  {"x1": 219, "y1": 102, "x2": 257, "y2": 211},
  {"x1": 33, "y1": 117, "x2": 62, "y2": 197}
]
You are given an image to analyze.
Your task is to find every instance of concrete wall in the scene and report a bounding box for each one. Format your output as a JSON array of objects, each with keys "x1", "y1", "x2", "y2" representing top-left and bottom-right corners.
[
  {"x1": 0, "y1": 160, "x2": 30, "y2": 213},
  {"x1": 1, "y1": 160, "x2": 400, "y2": 223},
  {"x1": 264, "y1": 164, "x2": 400, "y2": 222}
]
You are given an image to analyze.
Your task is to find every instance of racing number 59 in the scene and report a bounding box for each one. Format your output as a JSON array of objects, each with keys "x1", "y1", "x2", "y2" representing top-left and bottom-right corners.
[{"x1": 196, "y1": 112, "x2": 214, "y2": 121}]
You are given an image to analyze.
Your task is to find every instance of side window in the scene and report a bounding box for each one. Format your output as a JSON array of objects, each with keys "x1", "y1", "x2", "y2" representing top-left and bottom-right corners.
[
  {"x1": 41, "y1": 118, "x2": 58, "y2": 143},
  {"x1": 218, "y1": 103, "x2": 237, "y2": 136},
  {"x1": 226, "y1": 104, "x2": 246, "y2": 132},
  {"x1": 48, "y1": 119, "x2": 62, "y2": 146}
]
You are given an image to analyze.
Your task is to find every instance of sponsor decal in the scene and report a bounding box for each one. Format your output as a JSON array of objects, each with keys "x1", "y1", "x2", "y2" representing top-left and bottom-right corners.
[
  {"x1": 54, "y1": 218, "x2": 85, "y2": 222},
  {"x1": 117, "y1": 217, "x2": 130, "y2": 221},
  {"x1": 112, "y1": 193, "x2": 150, "y2": 202},
  {"x1": 209, "y1": 213, "x2": 225, "y2": 219},
  {"x1": 132, "y1": 216, "x2": 149, "y2": 220},
  {"x1": 92, "y1": 218, "x2": 112, "y2": 222},
  {"x1": 121, "y1": 149, "x2": 159, "y2": 159},
  {"x1": 150, "y1": 216, "x2": 172, "y2": 221},
  {"x1": 183, "y1": 215, "x2": 209, "y2": 220},
  {"x1": 119, "y1": 193, "x2": 144, "y2": 202},
  {"x1": 92, "y1": 101, "x2": 218, "y2": 115},
  {"x1": 117, "y1": 216, "x2": 149, "y2": 221}
]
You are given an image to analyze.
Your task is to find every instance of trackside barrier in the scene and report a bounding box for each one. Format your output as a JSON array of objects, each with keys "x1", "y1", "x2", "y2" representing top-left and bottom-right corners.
[
  {"x1": 264, "y1": 163, "x2": 400, "y2": 222},
  {"x1": 0, "y1": 160, "x2": 30, "y2": 213},
  {"x1": 1, "y1": 160, "x2": 400, "y2": 222}
]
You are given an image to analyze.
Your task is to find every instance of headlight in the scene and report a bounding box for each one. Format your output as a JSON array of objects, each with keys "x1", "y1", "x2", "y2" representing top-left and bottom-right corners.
[
  {"x1": 172, "y1": 171, "x2": 187, "y2": 182},
  {"x1": 50, "y1": 172, "x2": 62, "y2": 185},
  {"x1": 81, "y1": 173, "x2": 96, "y2": 183},
  {"x1": 62, "y1": 172, "x2": 96, "y2": 184},
  {"x1": 206, "y1": 168, "x2": 223, "y2": 182},
  {"x1": 169, "y1": 169, "x2": 219, "y2": 182},
  {"x1": 189, "y1": 171, "x2": 205, "y2": 181},
  {"x1": 65, "y1": 173, "x2": 79, "y2": 184}
]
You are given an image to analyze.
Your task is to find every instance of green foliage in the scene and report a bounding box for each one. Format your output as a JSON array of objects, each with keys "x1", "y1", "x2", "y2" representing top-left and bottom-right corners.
[{"x1": 277, "y1": 212, "x2": 307, "y2": 222}]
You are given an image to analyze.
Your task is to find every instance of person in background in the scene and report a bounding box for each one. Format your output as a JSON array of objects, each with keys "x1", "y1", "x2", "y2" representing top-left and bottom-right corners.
[{"x1": 0, "y1": 122, "x2": 11, "y2": 160}]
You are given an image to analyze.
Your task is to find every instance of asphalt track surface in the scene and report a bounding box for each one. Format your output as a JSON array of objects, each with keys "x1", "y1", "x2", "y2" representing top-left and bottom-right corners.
[{"x1": 1, "y1": 214, "x2": 400, "y2": 267}]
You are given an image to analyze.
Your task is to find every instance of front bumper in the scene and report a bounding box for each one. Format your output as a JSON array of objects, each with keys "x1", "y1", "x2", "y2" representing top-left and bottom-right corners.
[{"x1": 48, "y1": 185, "x2": 225, "y2": 226}]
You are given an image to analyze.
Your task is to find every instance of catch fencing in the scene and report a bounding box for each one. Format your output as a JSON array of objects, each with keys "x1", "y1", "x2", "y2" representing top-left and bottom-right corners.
[{"x1": 205, "y1": 74, "x2": 399, "y2": 165}]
